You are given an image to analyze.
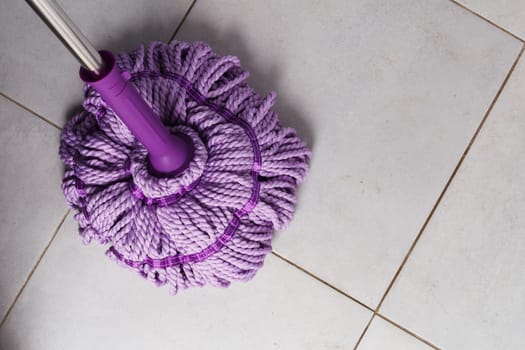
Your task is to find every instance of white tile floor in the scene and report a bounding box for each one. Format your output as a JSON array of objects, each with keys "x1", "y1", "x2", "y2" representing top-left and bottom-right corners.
[{"x1": 0, "y1": 0, "x2": 524, "y2": 349}]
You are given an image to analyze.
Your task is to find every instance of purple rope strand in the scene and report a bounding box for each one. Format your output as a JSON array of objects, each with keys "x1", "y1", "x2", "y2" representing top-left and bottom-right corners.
[{"x1": 109, "y1": 72, "x2": 262, "y2": 268}]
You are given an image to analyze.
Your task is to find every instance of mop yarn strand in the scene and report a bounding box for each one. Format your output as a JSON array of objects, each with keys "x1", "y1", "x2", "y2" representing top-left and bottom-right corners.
[{"x1": 59, "y1": 40, "x2": 310, "y2": 294}]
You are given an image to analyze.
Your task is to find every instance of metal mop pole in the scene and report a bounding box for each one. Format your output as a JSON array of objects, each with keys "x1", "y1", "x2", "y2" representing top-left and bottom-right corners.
[
  {"x1": 26, "y1": 0, "x2": 103, "y2": 74},
  {"x1": 25, "y1": 0, "x2": 194, "y2": 175}
]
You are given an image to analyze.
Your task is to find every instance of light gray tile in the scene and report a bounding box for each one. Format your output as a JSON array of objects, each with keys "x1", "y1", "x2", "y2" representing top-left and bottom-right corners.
[
  {"x1": 0, "y1": 96, "x2": 65, "y2": 320},
  {"x1": 358, "y1": 317, "x2": 433, "y2": 350},
  {"x1": 177, "y1": 0, "x2": 522, "y2": 306},
  {"x1": 381, "y1": 54, "x2": 525, "y2": 350},
  {"x1": 0, "y1": 215, "x2": 371, "y2": 350},
  {"x1": 457, "y1": 0, "x2": 525, "y2": 39},
  {"x1": 0, "y1": 0, "x2": 192, "y2": 125}
]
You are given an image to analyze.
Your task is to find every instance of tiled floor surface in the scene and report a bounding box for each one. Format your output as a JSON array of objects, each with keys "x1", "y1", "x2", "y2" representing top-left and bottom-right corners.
[{"x1": 1, "y1": 0, "x2": 524, "y2": 349}]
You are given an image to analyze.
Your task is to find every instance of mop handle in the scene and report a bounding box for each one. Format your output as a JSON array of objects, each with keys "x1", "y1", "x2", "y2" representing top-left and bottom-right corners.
[
  {"x1": 25, "y1": 0, "x2": 193, "y2": 175},
  {"x1": 25, "y1": 0, "x2": 103, "y2": 74}
]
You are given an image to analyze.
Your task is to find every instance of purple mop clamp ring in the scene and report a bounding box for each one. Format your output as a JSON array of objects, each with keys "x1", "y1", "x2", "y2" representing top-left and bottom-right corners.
[{"x1": 80, "y1": 50, "x2": 194, "y2": 176}]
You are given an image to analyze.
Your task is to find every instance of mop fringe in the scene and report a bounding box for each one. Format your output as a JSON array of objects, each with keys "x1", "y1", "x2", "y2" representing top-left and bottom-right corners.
[{"x1": 59, "y1": 40, "x2": 310, "y2": 294}]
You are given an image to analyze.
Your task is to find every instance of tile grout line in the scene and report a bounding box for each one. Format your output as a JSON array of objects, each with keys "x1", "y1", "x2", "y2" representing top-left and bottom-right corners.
[
  {"x1": 0, "y1": 210, "x2": 70, "y2": 328},
  {"x1": 353, "y1": 313, "x2": 441, "y2": 349},
  {"x1": 0, "y1": 92, "x2": 62, "y2": 130},
  {"x1": 449, "y1": 0, "x2": 525, "y2": 43},
  {"x1": 354, "y1": 43, "x2": 525, "y2": 350},
  {"x1": 352, "y1": 314, "x2": 375, "y2": 350},
  {"x1": 271, "y1": 251, "x2": 374, "y2": 312},
  {"x1": 377, "y1": 313, "x2": 441, "y2": 349},
  {"x1": 351, "y1": 44, "x2": 525, "y2": 350},
  {"x1": 169, "y1": 0, "x2": 197, "y2": 42},
  {"x1": 272, "y1": 251, "x2": 441, "y2": 349},
  {"x1": 374, "y1": 43, "x2": 525, "y2": 313}
]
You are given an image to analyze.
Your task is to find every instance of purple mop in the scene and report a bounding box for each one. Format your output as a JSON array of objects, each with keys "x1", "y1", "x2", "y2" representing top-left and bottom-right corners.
[{"x1": 28, "y1": 0, "x2": 310, "y2": 294}]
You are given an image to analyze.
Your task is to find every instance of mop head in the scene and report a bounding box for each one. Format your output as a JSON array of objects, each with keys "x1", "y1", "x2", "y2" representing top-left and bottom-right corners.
[{"x1": 59, "y1": 40, "x2": 310, "y2": 294}]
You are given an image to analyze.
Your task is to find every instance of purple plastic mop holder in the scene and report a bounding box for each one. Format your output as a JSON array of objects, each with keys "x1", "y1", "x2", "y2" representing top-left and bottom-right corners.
[{"x1": 79, "y1": 50, "x2": 193, "y2": 176}]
